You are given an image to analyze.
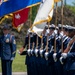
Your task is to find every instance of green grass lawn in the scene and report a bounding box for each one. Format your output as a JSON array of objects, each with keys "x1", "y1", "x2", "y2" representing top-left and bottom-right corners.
[
  {"x1": 0, "y1": 44, "x2": 27, "y2": 72},
  {"x1": 12, "y1": 53, "x2": 27, "y2": 72}
]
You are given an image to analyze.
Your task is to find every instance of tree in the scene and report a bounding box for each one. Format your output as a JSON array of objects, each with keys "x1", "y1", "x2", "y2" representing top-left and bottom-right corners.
[
  {"x1": 72, "y1": 2, "x2": 75, "y2": 6},
  {"x1": 64, "y1": 0, "x2": 67, "y2": 6}
]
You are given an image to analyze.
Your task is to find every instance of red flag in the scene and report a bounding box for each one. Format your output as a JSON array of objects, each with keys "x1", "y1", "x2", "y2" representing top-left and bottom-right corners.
[{"x1": 13, "y1": 8, "x2": 30, "y2": 29}]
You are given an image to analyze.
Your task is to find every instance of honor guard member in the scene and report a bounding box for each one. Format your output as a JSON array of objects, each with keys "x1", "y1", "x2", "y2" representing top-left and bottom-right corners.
[
  {"x1": 46, "y1": 24, "x2": 55, "y2": 60},
  {"x1": 44, "y1": 24, "x2": 56, "y2": 75},
  {"x1": 62, "y1": 25, "x2": 71, "y2": 50},
  {"x1": 33, "y1": 33, "x2": 43, "y2": 75},
  {"x1": 39, "y1": 25, "x2": 49, "y2": 58},
  {"x1": 54, "y1": 24, "x2": 70, "y2": 59},
  {"x1": 34, "y1": 25, "x2": 46, "y2": 75},
  {"x1": 38, "y1": 25, "x2": 49, "y2": 75},
  {"x1": 53, "y1": 24, "x2": 64, "y2": 75},
  {"x1": 19, "y1": 30, "x2": 35, "y2": 75},
  {"x1": 53, "y1": 25, "x2": 72, "y2": 75},
  {"x1": 0, "y1": 25, "x2": 16, "y2": 75},
  {"x1": 60, "y1": 26, "x2": 75, "y2": 75},
  {"x1": 30, "y1": 33, "x2": 39, "y2": 75}
]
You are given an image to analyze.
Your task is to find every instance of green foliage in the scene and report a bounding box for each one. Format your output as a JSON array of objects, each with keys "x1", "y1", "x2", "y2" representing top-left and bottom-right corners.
[{"x1": 66, "y1": 5, "x2": 75, "y2": 14}]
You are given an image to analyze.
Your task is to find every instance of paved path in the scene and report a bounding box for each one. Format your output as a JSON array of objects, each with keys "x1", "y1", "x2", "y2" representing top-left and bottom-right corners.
[{"x1": 0, "y1": 72, "x2": 27, "y2": 75}]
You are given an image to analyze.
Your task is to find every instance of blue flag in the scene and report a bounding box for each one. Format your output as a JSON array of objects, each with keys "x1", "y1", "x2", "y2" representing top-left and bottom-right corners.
[{"x1": 0, "y1": 0, "x2": 41, "y2": 17}]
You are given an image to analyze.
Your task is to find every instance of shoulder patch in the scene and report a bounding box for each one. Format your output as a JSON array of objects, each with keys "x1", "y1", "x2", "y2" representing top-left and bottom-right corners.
[{"x1": 6, "y1": 38, "x2": 9, "y2": 43}]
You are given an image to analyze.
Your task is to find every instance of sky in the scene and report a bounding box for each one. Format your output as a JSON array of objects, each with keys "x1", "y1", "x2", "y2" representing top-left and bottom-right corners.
[
  {"x1": 58, "y1": 0, "x2": 75, "y2": 6},
  {"x1": 67, "y1": 0, "x2": 75, "y2": 5}
]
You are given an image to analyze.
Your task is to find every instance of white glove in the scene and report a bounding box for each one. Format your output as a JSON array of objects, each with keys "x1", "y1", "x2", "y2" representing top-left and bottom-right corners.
[
  {"x1": 10, "y1": 57, "x2": 14, "y2": 61},
  {"x1": 45, "y1": 52, "x2": 48, "y2": 60},
  {"x1": 31, "y1": 49, "x2": 34, "y2": 55},
  {"x1": 17, "y1": 50, "x2": 21, "y2": 54},
  {"x1": 27, "y1": 49, "x2": 31, "y2": 56},
  {"x1": 40, "y1": 49, "x2": 43, "y2": 57},
  {"x1": 53, "y1": 53, "x2": 57, "y2": 62},
  {"x1": 61, "y1": 53, "x2": 67, "y2": 59},
  {"x1": 35, "y1": 49, "x2": 39, "y2": 57},
  {"x1": 59, "y1": 57, "x2": 64, "y2": 64}
]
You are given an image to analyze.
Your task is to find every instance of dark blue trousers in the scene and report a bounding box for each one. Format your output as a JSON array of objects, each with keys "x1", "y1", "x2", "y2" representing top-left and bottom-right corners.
[
  {"x1": 54, "y1": 61, "x2": 63, "y2": 75},
  {"x1": 67, "y1": 70, "x2": 75, "y2": 75},
  {"x1": 1, "y1": 60, "x2": 12, "y2": 75}
]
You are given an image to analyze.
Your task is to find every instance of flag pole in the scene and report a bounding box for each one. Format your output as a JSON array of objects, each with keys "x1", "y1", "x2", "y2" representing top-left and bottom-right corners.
[
  {"x1": 28, "y1": 7, "x2": 32, "y2": 49},
  {"x1": 40, "y1": 33, "x2": 43, "y2": 50},
  {"x1": 36, "y1": 35, "x2": 38, "y2": 49},
  {"x1": 35, "y1": 5, "x2": 40, "y2": 49},
  {"x1": 46, "y1": 22, "x2": 50, "y2": 52},
  {"x1": 61, "y1": 0, "x2": 64, "y2": 53},
  {"x1": 28, "y1": 34, "x2": 30, "y2": 49},
  {"x1": 54, "y1": 2, "x2": 58, "y2": 53},
  {"x1": 30, "y1": 7, "x2": 32, "y2": 26}
]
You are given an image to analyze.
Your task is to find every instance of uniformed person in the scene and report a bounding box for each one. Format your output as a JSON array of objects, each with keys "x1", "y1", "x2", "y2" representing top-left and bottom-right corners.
[
  {"x1": 30, "y1": 33, "x2": 40, "y2": 75},
  {"x1": 59, "y1": 25, "x2": 71, "y2": 75},
  {"x1": 39, "y1": 25, "x2": 49, "y2": 75},
  {"x1": 60, "y1": 26, "x2": 75, "y2": 75},
  {"x1": 0, "y1": 25, "x2": 16, "y2": 75},
  {"x1": 19, "y1": 31, "x2": 35, "y2": 75},
  {"x1": 44, "y1": 24, "x2": 56, "y2": 75},
  {"x1": 53, "y1": 24, "x2": 70, "y2": 75}
]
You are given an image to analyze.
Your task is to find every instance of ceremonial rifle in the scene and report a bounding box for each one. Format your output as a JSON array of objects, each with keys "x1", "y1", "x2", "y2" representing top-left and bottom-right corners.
[
  {"x1": 39, "y1": 33, "x2": 44, "y2": 57},
  {"x1": 54, "y1": 2, "x2": 58, "y2": 53},
  {"x1": 45, "y1": 22, "x2": 50, "y2": 60},
  {"x1": 40, "y1": 33, "x2": 43, "y2": 50},
  {"x1": 27, "y1": 7, "x2": 32, "y2": 56},
  {"x1": 46, "y1": 22, "x2": 50, "y2": 52},
  {"x1": 61, "y1": 0, "x2": 64, "y2": 53},
  {"x1": 31, "y1": 42, "x2": 35, "y2": 55},
  {"x1": 34, "y1": 35, "x2": 39, "y2": 57}
]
